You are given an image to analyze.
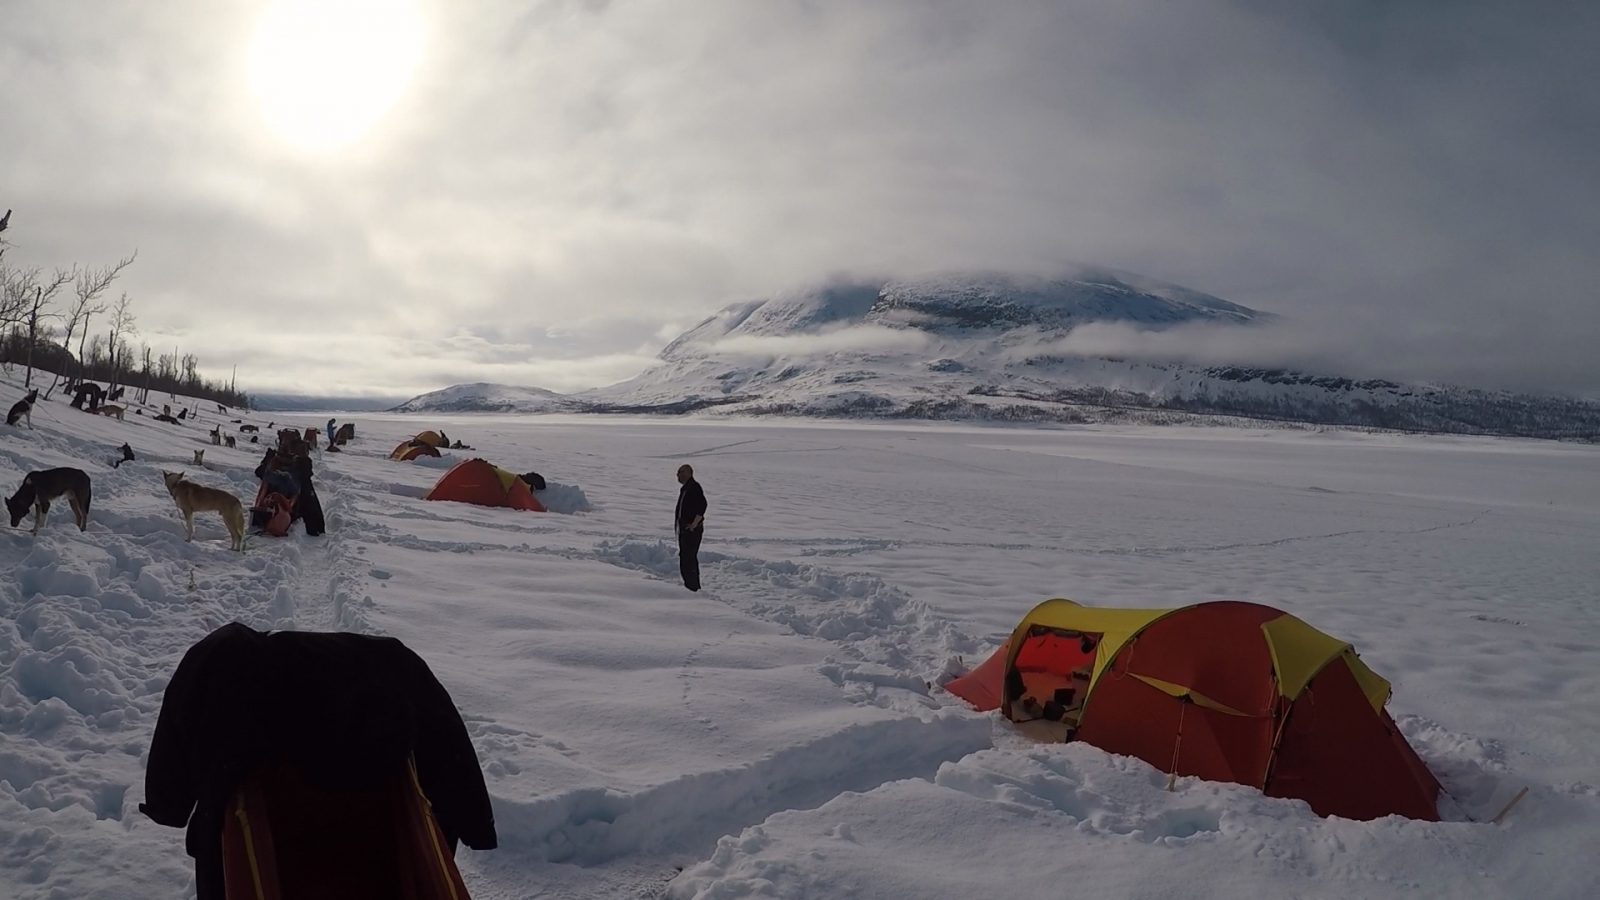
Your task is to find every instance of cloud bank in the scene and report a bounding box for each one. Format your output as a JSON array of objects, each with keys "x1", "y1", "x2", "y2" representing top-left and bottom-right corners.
[{"x1": 2, "y1": 0, "x2": 1595, "y2": 397}]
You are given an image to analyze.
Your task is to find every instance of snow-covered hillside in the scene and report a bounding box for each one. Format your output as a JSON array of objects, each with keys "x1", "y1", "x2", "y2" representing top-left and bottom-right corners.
[
  {"x1": 3, "y1": 366, "x2": 1598, "y2": 898},
  {"x1": 395, "y1": 272, "x2": 1600, "y2": 441},
  {"x1": 392, "y1": 381, "x2": 581, "y2": 414}
]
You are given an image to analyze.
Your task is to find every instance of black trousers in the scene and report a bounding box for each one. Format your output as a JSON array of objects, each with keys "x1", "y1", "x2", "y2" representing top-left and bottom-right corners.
[{"x1": 678, "y1": 526, "x2": 703, "y2": 591}]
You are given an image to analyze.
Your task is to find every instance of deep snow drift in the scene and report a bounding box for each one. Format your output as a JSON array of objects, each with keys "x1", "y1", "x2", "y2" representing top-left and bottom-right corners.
[{"x1": 1, "y1": 369, "x2": 1597, "y2": 899}]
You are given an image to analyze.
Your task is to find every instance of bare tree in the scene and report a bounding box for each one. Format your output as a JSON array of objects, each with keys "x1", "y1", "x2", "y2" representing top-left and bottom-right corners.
[
  {"x1": 106, "y1": 292, "x2": 137, "y2": 392},
  {"x1": 45, "y1": 251, "x2": 135, "y2": 399},
  {"x1": 1, "y1": 264, "x2": 72, "y2": 385},
  {"x1": 0, "y1": 266, "x2": 24, "y2": 333},
  {"x1": 139, "y1": 344, "x2": 153, "y2": 403}
]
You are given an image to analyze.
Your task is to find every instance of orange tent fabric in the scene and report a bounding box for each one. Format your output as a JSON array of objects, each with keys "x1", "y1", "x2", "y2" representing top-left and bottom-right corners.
[
  {"x1": 944, "y1": 599, "x2": 1440, "y2": 821},
  {"x1": 424, "y1": 459, "x2": 544, "y2": 512},
  {"x1": 414, "y1": 431, "x2": 445, "y2": 448},
  {"x1": 944, "y1": 640, "x2": 1010, "y2": 711}
]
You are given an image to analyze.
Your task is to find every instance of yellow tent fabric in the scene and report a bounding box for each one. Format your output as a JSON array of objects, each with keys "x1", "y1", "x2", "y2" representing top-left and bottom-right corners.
[
  {"x1": 1260, "y1": 614, "x2": 1391, "y2": 711},
  {"x1": 492, "y1": 466, "x2": 519, "y2": 493},
  {"x1": 1128, "y1": 674, "x2": 1255, "y2": 717}
]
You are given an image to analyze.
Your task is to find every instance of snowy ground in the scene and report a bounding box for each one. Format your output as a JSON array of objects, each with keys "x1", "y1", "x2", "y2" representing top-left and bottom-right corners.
[{"x1": 1, "y1": 369, "x2": 1597, "y2": 899}]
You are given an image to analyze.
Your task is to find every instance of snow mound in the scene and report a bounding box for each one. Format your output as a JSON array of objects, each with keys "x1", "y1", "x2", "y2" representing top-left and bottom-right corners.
[
  {"x1": 534, "y1": 482, "x2": 592, "y2": 515},
  {"x1": 670, "y1": 742, "x2": 1586, "y2": 899}
]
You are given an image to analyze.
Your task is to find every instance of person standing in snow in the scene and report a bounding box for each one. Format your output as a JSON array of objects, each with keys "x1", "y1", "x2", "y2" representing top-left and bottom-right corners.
[
  {"x1": 326, "y1": 418, "x2": 337, "y2": 445},
  {"x1": 674, "y1": 464, "x2": 707, "y2": 592}
]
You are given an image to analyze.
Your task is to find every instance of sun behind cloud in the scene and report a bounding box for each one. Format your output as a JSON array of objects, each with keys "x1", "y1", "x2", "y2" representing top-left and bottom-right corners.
[{"x1": 245, "y1": 0, "x2": 426, "y2": 153}]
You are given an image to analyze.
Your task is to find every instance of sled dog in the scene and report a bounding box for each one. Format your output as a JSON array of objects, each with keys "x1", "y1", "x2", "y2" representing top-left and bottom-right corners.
[
  {"x1": 6, "y1": 389, "x2": 39, "y2": 428},
  {"x1": 161, "y1": 471, "x2": 246, "y2": 551},
  {"x1": 6, "y1": 467, "x2": 91, "y2": 534}
]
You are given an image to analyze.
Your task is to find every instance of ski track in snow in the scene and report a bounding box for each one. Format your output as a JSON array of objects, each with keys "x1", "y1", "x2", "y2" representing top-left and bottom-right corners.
[
  {"x1": 488, "y1": 715, "x2": 990, "y2": 868},
  {"x1": 329, "y1": 501, "x2": 998, "y2": 896},
  {"x1": 592, "y1": 539, "x2": 987, "y2": 685}
]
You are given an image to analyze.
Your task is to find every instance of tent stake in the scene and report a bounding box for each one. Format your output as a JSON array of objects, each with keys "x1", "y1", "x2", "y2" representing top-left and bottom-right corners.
[{"x1": 1489, "y1": 787, "x2": 1529, "y2": 825}]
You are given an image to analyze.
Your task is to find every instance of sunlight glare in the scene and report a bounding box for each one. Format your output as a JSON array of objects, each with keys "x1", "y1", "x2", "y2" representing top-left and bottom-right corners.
[{"x1": 246, "y1": 0, "x2": 426, "y2": 153}]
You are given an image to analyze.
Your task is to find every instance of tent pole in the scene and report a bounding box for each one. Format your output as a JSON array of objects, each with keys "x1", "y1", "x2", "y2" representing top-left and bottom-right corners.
[
  {"x1": 1165, "y1": 698, "x2": 1189, "y2": 791},
  {"x1": 1489, "y1": 787, "x2": 1529, "y2": 825}
]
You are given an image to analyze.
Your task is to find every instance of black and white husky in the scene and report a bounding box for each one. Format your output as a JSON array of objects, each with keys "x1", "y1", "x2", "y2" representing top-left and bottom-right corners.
[
  {"x1": 6, "y1": 468, "x2": 92, "y2": 534},
  {"x1": 6, "y1": 388, "x2": 39, "y2": 428}
]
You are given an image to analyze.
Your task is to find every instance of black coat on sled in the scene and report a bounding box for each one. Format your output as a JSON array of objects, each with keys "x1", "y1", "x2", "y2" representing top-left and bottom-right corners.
[
  {"x1": 290, "y1": 454, "x2": 325, "y2": 536},
  {"x1": 140, "y1": 624, "x2": 497, "y2": 898}
]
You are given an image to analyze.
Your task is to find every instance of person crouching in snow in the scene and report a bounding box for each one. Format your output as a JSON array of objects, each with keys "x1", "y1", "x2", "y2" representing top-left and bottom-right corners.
[
  {"x1": 289, "y1": 453, "x2": 326, "y2": 536},
  {"x1": 675, "y1": 464, "x2": 707, "y2": 591},
  {"x1": 252, "y1": 448, "x2": 299, "y2": 536},
  {"x1": 254, "y1": 449, "x2": 298, "y2": 500}
]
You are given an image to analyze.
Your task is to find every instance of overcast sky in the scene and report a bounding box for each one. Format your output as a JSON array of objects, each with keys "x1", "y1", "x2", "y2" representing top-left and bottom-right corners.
[{"x1": 2, "y1": 0, "x2": 1596, "y2": 399}]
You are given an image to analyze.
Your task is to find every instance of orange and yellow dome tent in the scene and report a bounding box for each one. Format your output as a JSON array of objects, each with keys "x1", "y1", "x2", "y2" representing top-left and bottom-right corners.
[
  {"x1": 945, "y1": 599, "x2": 1440, "y2": 821},
  {"x1": 423, "y1": 458, "x2": 544, "y2": 512},
  {"x1": 390, "y1": 440, "x2": 442, "y2": 461}
]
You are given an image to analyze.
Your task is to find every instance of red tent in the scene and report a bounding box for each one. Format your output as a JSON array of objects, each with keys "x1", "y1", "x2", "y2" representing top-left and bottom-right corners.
[
  {"x1": 946, "y1": 599, "x2": 1440, "y2": 821},
  {"x1": 423, "y1": 459, "x2": 544, "y2": 512}
]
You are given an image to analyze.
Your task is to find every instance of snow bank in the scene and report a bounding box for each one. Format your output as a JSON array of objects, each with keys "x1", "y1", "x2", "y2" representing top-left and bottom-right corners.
[
  {"x1": 671, "y1": 743, "x2": 1591, "y2": 899},
  {"x1": 535, "y1": 481, "x2": 592, "y2": 515}
]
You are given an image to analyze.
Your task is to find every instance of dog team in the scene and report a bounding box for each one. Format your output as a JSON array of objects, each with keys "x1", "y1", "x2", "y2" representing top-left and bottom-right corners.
[
  {"x1": 6, "y1": 387, "x2": 303, "y2": 551},
  {"x1": 7, "y1": 460, "x2": 249, "y2": 553}
]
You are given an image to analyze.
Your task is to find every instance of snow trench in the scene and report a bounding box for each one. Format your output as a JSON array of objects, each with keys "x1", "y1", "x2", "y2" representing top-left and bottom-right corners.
[{"x1": 490, "y1": 713, "x2": 991, "y2": 866}]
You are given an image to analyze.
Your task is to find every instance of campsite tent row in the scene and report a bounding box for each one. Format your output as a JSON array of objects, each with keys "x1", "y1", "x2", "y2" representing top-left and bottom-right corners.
[{"x1": 945, "y1": 599, "x2": 1441, "y2": 821}]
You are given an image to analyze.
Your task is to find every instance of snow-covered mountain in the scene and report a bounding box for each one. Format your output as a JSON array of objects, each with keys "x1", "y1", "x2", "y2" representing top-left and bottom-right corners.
[
  {"x1": 391, "y1": 381, "x2": 581, "y2": 413},
  {"x1": 394, "y1": 271, "x2": 1600, "y2": 441}
]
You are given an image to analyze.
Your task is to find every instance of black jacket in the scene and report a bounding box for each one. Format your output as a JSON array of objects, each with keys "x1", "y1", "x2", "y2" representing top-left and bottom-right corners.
[
  {"x1": 289, "y1": 455, "x2": 326, "y2": 536},
  {"x1": 675, "y1": 478, "x2": 707, "y2": 529},
  {"x1": 141, "y1": 624, "x2": 496, "y2": 896}
]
